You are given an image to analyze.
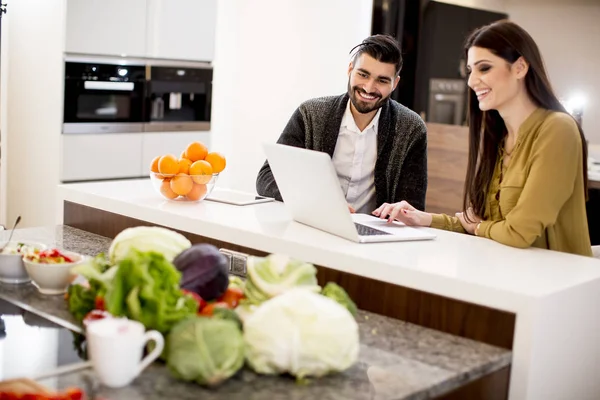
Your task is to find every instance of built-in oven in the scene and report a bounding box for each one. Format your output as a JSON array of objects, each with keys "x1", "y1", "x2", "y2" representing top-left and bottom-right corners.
[
  {"x1": 63, "y1": 60, "x2": 147, "y2": 134},
  {"x1": 427, "y1": 78, "x2": 466, "y2": 126},
  {"x1": 145, "y1": 64, "x2": 212, "y2": 132}
]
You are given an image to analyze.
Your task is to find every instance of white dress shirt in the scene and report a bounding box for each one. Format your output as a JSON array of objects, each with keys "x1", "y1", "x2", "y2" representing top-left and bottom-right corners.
[{"x1": 331, "y1": 101, "x2": 381, "y2": 214}]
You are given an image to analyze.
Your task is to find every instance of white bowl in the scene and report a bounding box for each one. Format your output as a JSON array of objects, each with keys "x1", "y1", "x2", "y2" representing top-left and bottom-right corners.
[
  {"x1": 23, "y1": 250, "x2": 86, "y2": 295},
  {"x1": 0, "y1": 241, "x2": 47, "y2": 284}
]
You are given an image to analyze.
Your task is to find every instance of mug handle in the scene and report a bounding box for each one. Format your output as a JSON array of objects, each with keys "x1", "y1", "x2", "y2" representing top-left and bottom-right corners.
[{"x1": 137, "y1": 330, "x2": 164, "y2": 376}]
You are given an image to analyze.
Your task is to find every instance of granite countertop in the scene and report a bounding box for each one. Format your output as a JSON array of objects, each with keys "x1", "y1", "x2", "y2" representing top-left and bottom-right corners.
[{"x1": 0, "y1": 226, "x2": 512, "y2": 400}]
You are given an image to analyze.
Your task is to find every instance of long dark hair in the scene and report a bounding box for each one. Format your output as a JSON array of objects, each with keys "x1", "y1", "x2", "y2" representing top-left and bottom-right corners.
[{"x1": 463, "y1": 20, "x2": 588, "y2": 219}]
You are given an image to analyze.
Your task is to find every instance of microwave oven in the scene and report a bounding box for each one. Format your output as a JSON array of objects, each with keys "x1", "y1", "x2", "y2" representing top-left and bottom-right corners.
[
  {"x1": 63, "y1": 60, "x2": 147, "y2": 134},
  {"x1": 145, "y1": 65, "x2": 212, "y2": 132}
]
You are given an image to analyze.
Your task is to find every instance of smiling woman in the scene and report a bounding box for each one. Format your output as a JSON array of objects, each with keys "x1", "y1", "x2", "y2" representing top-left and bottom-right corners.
[{"x1": 372, "y1": 20, "x2": 593, "y2": 257}]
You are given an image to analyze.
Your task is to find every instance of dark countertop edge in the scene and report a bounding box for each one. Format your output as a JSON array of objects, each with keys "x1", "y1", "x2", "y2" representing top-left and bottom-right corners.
[{"x1": 0, "y1": 292, "x2": 83, "y2": 333}]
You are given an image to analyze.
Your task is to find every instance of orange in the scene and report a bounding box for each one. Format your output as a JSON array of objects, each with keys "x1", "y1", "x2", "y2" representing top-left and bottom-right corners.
[
  {"x1": 178, "y1": 158, "x2": 192, "y2": 174},
  {"x1": 158, "y1": 154, "x2": 179, "y2": 176},
  {"x1": 160, "y1": 179, "x2": 178, "y2": 199},
  {"x1": 150, "y1": 156, "x2": 160, "y2": 173},
  {"x1": 205, "y1": 152, "x2": 226, "y2": 173},
  {"x1": 150, "y1": 155, "x2": 166, "y2": 179},
  {"x1": 170, "y1": 173, "x2": 193, "y2": 196},
  {"x1": 180, "y1": 150, "x2": 187, "y2": 159},
  {"x1": 186, "y1": 183, "x2": 207, "y2": 201},
  {"x1": 189, "y1": 160, "x2": 213, "y2": 184},
  {"x1": 184, "y1": 142, "x2": 208, "y2": 162}
]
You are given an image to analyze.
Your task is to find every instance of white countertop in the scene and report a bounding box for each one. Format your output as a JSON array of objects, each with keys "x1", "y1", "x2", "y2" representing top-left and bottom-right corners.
[
  {"x1": 57, "y1": 179, "x2": 600, "y2": 314},
  {"x1": 57, "y1": 179, "x2": 600, "y2": 399}
]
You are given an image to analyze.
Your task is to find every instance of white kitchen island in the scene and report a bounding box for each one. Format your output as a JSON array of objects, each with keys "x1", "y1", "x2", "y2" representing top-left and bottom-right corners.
[{"x1": 58, "y1": 179, "x2": 600, "y2": 400}]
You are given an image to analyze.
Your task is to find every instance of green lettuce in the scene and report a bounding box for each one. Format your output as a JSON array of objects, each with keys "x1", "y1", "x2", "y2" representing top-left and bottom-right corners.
[
  {"x1": 67, "y1": 282, "x2": 97, "y2": 323},
  {"x1": 67, "y1": 254, "x2": 116, "y2": 322},
  {"x1": 104, "y1": 249, "x2": 198, "y2": 334}
]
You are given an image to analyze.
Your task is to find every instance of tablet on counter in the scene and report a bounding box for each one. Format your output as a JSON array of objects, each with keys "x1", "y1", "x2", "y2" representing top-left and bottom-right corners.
[{"x1": 205, "y1": 188, "x2": 275, "y2": 206}]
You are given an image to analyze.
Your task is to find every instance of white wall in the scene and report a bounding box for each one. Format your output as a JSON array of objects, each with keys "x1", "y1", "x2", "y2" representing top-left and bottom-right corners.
[
  {"x1": 1, "y1": 13, "x2": 9, "y2": 225},
  {"x1": 508, "y1": 3, "x2": 600, "y2": 143},
  {"x1": 211, "y1": 0, "x2": 374, "y2": 193},
  {"x1": 435, "y1": 0, "x2": 507, "y2": 13},
  {"x1": 5, "y1": 0, "x2": 66, "y2": 227}
]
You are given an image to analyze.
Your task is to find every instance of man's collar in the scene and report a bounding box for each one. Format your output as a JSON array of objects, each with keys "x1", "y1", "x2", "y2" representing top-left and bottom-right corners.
[{"x1": 341, "y1": 100, "x2": 382, "y2": 133}]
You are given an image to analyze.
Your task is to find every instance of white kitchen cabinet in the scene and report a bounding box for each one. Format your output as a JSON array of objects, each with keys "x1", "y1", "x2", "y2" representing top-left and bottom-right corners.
[
  {"x1": 141, "y1": 131, "x2": 211, "y2": 173},
  {"x1": 146, "y1": 0, "x2": 217, "y2": 61},
  {"x1": 62, "y1": 134, "x2": 144, "y2": 182},
  {"x1": 66, "y1": 0, "x2": 148, "y2": 57}
]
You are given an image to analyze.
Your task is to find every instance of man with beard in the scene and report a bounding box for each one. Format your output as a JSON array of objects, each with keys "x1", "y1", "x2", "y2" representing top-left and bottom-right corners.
[{"x1": 256, "y1": 34, "x2": 427, "y2": 213}]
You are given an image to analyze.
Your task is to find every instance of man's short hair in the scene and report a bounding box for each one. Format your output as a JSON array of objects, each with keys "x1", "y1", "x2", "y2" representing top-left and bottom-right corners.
[{"x1": 349, "y1": 34, "x2": 403, "y2": 76}]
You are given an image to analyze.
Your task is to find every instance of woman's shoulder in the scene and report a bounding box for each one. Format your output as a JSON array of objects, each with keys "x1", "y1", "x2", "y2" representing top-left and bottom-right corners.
[
  {"x1": 534, "y1": 109, "x2": 581, "y2": 145},
  {"x1": 539, "y1": 109, "x2": 579, "y2": 133}
]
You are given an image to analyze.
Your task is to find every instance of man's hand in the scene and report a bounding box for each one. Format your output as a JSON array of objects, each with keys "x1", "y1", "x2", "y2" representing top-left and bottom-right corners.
[{"x1": 348, "y1": 205, "x2": 356, "y2": 214}]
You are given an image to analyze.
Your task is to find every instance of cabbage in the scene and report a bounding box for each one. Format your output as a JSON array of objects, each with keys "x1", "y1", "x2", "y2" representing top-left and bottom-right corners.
[
  {"x1": 234, "y1": 303, "x2": 258, "y2": 324},
  {"x1": 244, "y1": 289, "x2": 359, "y2": 378},
  {"x1": 167, "y1": 316, "x2": 245, "y2": 386},
  {"x1": 173, "y1": 244, "x2": 229, "y2": 301},
  {"x1": 244, "y1": 254, "x2": 321, "y2": 304},
  {"x1": 109, "y1": 226, "x2": 191, "y2": 264},
  {"x1": 321, "y1": 282, "x2": 358, "y2": 317}
]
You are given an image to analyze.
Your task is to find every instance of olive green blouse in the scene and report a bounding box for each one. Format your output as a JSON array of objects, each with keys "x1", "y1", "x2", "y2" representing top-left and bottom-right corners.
[{"x1": 431, "y1": 108, "x2": 592, "y2": 257}]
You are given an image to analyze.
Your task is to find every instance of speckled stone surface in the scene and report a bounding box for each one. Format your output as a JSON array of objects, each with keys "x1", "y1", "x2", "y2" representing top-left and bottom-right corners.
[{"x1": 0, "y1": 226, "x2": 511, "y2": 400}]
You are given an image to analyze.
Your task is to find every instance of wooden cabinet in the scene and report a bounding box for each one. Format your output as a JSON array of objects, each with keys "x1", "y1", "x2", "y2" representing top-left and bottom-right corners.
[
  {"x1": 146, "y1": 0, "x2": 217, "y2": 61},
  {"x1": 65, "y1": 0, "x2": 148, "y2": 57},
  {"x1": 65, "y1": 0, "x2": 217, "y2": 61}
]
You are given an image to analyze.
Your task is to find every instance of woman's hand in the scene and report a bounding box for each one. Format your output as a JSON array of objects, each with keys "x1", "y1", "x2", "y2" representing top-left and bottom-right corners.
[
  {"x1": 455, "y1": 208, "x2": 482, "y2": 235},
  {"x1": 372, "y1": 201, "x2": 433, "y2": 227},
  {"x1": 348, "y1": 204, "x2": 356, "y2": 214}
]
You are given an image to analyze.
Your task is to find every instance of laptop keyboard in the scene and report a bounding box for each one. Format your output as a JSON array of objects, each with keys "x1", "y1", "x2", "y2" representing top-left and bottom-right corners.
[{"x1": 354, "y1": 223, "x2": 392, "y2": 236}]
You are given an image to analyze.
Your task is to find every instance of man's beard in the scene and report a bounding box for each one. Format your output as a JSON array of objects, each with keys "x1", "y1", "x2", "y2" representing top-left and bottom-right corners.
[{"x1": 347, "y1": 80, "x2": 389, "y2": 114}]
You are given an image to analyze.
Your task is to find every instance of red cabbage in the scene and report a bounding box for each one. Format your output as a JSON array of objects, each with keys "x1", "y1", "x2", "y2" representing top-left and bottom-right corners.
[{"x1": 173, "y1": 244, "x2": 229, "y2": 301}]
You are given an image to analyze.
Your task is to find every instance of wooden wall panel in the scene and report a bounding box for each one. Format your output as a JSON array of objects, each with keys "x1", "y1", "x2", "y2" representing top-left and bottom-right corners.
[{"x1": 426, "y1": 123, "x2": 469, "y2": 215}]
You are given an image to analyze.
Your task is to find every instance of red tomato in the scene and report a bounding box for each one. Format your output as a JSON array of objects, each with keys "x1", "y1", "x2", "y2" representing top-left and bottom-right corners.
[
  {"x1": 64, "y1": 388, "x2": 85, "y2": 400},
  {"x1": 199, "y1": 302, "x2": 230, "y2": 316},
  {"x1": 218, "y1": 287, "x2": 244, "y2": 309},
  {"x1": 0, "y1": 388, "x2": 85, "y2": 400},
  {"x1": 94, "y1": 296, "x2": 105, "y2": 311},
  {"x1": 82, "y1": 310, "x2": 111, "y2": 327},
  {"x1": 19, "y1": 395, "x2": 41, "y2": 400}
]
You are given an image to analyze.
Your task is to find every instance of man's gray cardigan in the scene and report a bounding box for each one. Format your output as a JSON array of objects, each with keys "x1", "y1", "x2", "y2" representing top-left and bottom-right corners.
[{"x1": 256, "y1": 93, "x2": 428, "y2": 211}]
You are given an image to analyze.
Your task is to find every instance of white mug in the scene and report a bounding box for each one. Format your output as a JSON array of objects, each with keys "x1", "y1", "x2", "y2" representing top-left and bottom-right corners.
[{"x1": 86, "y1": 317, "x2": 164, "y2": 388}]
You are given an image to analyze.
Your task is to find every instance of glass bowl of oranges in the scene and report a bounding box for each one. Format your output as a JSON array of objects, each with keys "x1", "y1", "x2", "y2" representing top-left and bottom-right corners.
[{"x1": 150, "y1": 141, "x2": 226, "y2": 202}]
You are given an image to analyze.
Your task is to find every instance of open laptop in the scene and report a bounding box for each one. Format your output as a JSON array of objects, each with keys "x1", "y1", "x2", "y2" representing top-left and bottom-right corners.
[{"x1": 263, "y1": 143, "x2": 436, "y2": 243}]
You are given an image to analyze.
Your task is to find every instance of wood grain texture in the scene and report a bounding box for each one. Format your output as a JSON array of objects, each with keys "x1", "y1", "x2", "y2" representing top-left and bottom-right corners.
[
  {"x1": 64, "y1": 201, "x2": 516, "y2": 351},
  {"x1": 425, "y1": 123, "x2": 469, "y2": 215},
  {"x1": 436, "y1": 366, "x2": 510, "y2": 400}
]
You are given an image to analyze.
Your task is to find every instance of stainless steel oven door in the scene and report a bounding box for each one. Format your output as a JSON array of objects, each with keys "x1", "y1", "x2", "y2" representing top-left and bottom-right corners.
[
  {"x1": 427, "y1": 78, "x2": 466, "y2": 125},
  {"x1": 428, "y1": 93, "x2": 465, "y2": 125},
  {"x1": 63, "y1": 61, "x2": 147, "y2": 134}
]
